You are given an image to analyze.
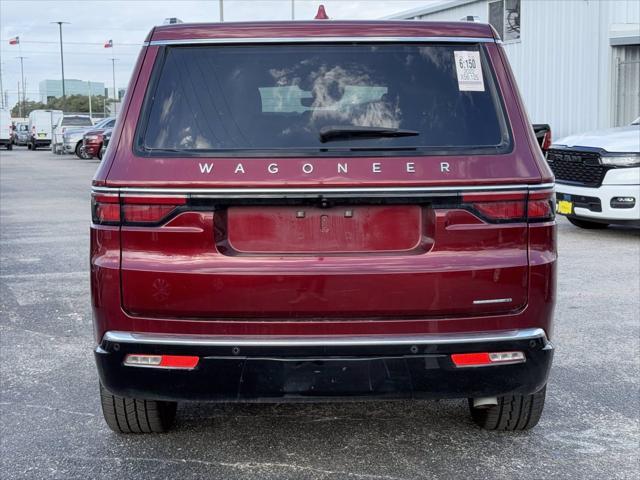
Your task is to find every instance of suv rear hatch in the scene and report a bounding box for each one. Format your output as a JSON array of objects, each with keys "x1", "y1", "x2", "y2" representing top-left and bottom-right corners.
[{"x1": 100, "y1": 38, "x2": 549, "y2": 320}]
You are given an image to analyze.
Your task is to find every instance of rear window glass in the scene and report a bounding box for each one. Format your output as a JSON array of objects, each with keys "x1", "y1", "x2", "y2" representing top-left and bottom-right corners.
[
  {"x1": 62, "y1": 117, "x2": 92, "y2": 126},
  {"x1": 138, "y1": 44, "x2": 510, "y2": 156}
]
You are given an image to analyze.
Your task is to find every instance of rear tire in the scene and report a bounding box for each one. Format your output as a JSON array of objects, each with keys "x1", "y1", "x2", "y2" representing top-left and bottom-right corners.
[
  {"x1": 468, "y1": 386, "x2": 546, "y2": 431},
  {"x1": 6, "y1": 143, "x2": 12, "y2": 150},
  {"x1": 567, "y1": 217, "x2": 609, "y2": 229},
  {"x1": 99, "y1": 383, "x2": 177, "y2": 434}
]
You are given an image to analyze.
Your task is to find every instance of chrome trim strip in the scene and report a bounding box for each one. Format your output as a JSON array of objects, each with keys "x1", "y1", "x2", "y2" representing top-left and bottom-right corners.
[
  {"x1": 93, "y1": 183, "x2": 555, "y2": 198},
  {"x1": 123, "y1": 364, "x2": 195, "y2": 370},
  {"x1": 146, "y1": 36, "x2": 495, "y2": 47},
  {"x1": 473, "y1": 298, "x2": 513, "y2": 305},
  {"x1": 103, "y1": 328, "x2": 547, "y2": 347}
]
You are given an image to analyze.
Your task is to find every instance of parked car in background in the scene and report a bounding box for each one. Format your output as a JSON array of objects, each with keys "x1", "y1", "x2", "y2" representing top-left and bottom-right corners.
[
  {"x1": 0, "y1": 108, "x2": 13, "y2": 150},
  {"x1": 28, "y1": 109, "x2": 63, "y2": 150},
  {"x1": 64, "y1": 117, "x2": 116, "y2": 158},
  {"x1": 548, "y1": 118, "x2": 640, "y2": 228},
  {"x1": 83, "y1": 123, "x2": 112, "y2": 160},
  {"x1": 98, "y1": 127, "x2": 113, "y2": 159},
  {"x1": 52, "y1": 115, "x2": 93, "y2": 154},
  {"x1": 92, "y1": 20, "x2": 556, "y2": 434},
  {"x1": 533, "y1": 124, "x2": 552, "y2": 153},
  {"x1": 15, "y1": 121, "x2": 30, "y2": 146},
  {"x1": 83, "y1": 132, "x2": 105, "y2": 160}
]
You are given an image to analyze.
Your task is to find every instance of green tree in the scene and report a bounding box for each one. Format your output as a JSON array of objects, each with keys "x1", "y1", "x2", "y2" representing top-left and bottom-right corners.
[
  {"x1": 11, "y1": 100, "x2": 47, "y2": 117},
  {"x1": 11, "y1": 95, "x2": 111, "y2": 117}
]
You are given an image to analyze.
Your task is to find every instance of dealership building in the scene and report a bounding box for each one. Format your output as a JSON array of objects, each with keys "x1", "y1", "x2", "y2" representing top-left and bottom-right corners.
[
  {"x1": 388, "y1": 0, "x2": 640, "y2": 138},
  {"x1": 39, "y1": 79, "x2": 106, "y2": 103}
]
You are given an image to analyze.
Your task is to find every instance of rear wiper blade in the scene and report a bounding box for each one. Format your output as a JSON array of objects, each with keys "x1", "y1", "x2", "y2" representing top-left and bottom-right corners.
[{"x1": 319, "y1": 125, "x2": 419, "y2": 143}]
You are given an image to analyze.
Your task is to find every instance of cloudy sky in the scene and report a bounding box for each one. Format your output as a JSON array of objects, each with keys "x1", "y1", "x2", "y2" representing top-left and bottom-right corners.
[{"x1": 0, "y1": 0, "x2": 437, "y2": 108}]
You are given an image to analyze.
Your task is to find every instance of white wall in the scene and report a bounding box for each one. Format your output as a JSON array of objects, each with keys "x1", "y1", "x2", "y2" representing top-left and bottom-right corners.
[{"x1": 409, "y1": 0, "x2": 640, "y2": 138}]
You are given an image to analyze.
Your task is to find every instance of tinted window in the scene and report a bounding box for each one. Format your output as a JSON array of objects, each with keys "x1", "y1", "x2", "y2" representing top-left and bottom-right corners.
[
  {"x1": 140, "y1": 44, "x2": 509, "y2": 156},
  {"x1": 62, "y1": 116, "x2": 93, "y2": 126}
]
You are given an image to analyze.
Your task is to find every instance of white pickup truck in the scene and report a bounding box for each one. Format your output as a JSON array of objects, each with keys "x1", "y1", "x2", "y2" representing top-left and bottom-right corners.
[{"x1": 547, "y1": 118, "x2": 640, "y2": 228}]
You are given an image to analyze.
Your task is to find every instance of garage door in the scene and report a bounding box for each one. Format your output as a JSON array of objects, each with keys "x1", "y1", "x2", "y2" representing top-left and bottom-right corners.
[{"x1": 613, "y1": 45, "x2": 640, "y2": 126}]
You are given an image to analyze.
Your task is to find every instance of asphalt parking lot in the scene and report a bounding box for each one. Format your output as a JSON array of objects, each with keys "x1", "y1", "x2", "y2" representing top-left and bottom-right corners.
[{"x1": 1, "y1": 148, "x2": 638, "y2": 480}]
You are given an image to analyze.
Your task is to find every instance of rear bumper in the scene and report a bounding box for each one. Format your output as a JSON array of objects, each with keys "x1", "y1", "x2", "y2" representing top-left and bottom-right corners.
[{"x1": 96, "y1": 328, "x2": 553, "y2": 402}]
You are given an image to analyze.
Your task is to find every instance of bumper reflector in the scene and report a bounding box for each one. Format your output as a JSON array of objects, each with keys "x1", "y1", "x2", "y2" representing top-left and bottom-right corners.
[
  {"x1": 124, "y1": 354, "x2": 199, "y2": 370},
  {"x1": 451, "y1": 351, "x2": 525, "y2": 367}
]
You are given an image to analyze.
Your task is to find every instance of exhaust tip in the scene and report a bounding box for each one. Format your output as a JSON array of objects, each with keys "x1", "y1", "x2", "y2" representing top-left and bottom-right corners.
[{"x1": 472, "y1": 397, "x2": 498, "y2": 409}]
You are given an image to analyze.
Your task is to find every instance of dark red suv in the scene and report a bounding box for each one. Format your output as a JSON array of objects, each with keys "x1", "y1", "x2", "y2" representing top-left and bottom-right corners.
[
  {"x1": 83, "y1": 128, "x2": 109, "y2": 160},
  {"x1": 91, "y1": 21, "x2": 556, "y2": 433}
]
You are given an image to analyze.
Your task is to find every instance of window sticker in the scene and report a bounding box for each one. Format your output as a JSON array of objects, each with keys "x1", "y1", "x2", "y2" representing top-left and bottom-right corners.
[{"x1": 454, "y1": 51, "x2": 485, "y2": 92}]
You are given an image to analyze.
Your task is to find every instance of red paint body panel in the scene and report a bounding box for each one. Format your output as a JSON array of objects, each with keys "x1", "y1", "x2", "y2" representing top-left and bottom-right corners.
[
  {"x1": 90, "y1": 21, "x2": 556, "y2": 352},
  {"x1": 119, "y1": 208, "x2": 528, "y2": 318}
]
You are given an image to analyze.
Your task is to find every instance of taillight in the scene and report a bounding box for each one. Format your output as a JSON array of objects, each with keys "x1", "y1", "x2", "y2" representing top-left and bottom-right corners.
[
  {"x1": 92, "y1": 193, "x2": 120, "y2": 225},
  {"x1": 122, "y1": 204, "x2": 178, "y2": 223},
  {"x1": 91, "y1": 193, "x2": 187, "y2": 226},
  {"x1": 462, "y1": 190, "x2": 555, "y2": 223},
  {"x1": 471, "y1": 201, "x2": 525, "y2": 220},
  {"x1": 527, "y1": 190, "x2": 555, "y2": 222},
  {"x1": 451, "y1": 351, "x2": 525, "y2": 367},
  {"x1": 124, "y1": 354, "x2": 199, "y2": 370},
  {"x1": 463, "y1": 191, "x2": 526, "y2": 222}
]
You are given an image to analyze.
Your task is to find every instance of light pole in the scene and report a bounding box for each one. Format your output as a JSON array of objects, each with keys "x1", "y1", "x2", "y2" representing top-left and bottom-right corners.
[
  {"x1": 51, "y1": 21, "x2": 69, "y2": 108},
  {"x1": 110, "y1": 58, "x2": 118, "y2": 116},
  {"x1": 291, "y1": 0, "x2": 295, "y2": 20},
  {"x1": 219, "y1": 0, "x2": 224, "y2": 22},
  {"x1": 88, "y1": 81, "x2": 93, "y2": 119},
  {"x1": 16, "y1": 56, "x2": 26, "y2": 116},
  {"x1": 17, "y1": 81, "x2": 21, "y2": 117}
]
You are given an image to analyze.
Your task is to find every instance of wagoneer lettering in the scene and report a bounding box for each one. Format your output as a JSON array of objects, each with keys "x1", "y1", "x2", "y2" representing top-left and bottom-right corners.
[
  {"x1": 92, "y1": 20, "x2": 556, "y2": 434},
  {"x1": 197, "y1": 160, "x2": 451, "y2": 177},
  {"x1": 199, "y1": 162, "x2": 214, "y2": 174}
]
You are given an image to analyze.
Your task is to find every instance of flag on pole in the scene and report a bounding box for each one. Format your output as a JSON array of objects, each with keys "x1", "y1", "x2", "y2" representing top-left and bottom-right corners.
[
  {"x1": 104, "y1": 39, "x2": 113, "y2": 48},
  {"x1": 9, "y1": 36, "x2": 20, "y2": 45}
]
